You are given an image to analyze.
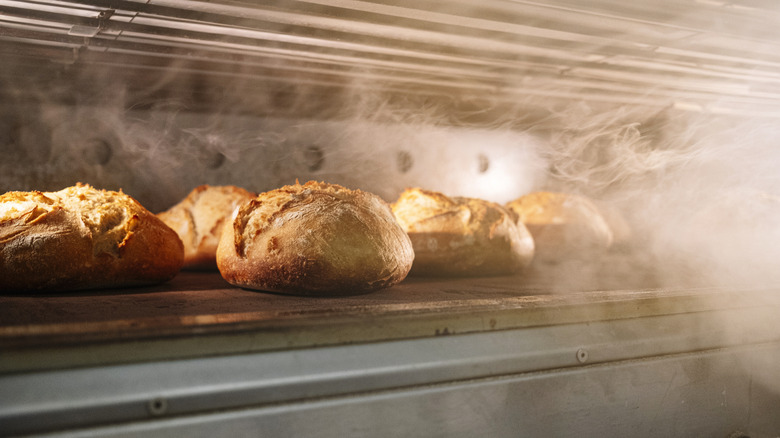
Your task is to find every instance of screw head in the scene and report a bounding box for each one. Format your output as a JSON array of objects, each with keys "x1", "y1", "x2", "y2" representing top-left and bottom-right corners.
[{"x1": 576, "y1": 348, "x2": 589, "y2": 364}]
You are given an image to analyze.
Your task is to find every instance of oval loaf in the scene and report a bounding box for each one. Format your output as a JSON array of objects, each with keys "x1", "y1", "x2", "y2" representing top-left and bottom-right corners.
[
  {"x1": 158, "y1": 185, "x2": 256, "y2": 270},
  {"x1": 216, "y1": 181, "x2": 414, "y2": 295},
  {"x1": 0, "y1": 183, "x2": 184, "y2": 292},
  {"x1": 505, "y1": 191, "x2": 613, "y2": 263},
  {"x1": 392, "y1": 188, "x2": 535, "y2": 276}
]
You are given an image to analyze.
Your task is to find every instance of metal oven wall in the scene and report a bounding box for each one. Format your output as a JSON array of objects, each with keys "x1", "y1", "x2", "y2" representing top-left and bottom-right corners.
[{"x1": 3, "y1": 1, "x2": 780, "y2": 437}]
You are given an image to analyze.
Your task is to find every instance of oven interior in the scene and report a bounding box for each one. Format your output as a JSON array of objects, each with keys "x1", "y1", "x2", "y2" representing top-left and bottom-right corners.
[{"x1": 2, "y1": 1, "x2": 780, "y2": 436}]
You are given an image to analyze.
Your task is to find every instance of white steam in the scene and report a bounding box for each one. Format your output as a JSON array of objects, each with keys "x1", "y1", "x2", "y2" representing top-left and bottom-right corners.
[{"x1": 530, "y1": 103, "x2": 780, "y2": 290}]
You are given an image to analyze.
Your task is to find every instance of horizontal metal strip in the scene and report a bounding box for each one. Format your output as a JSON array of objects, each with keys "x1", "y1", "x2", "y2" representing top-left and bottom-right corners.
[
  {"x1": 0, "y1": 48, "x2": 770, "y2": 113},
  {"x1": 5, "y1": 21, "x2": 780, "y2": 101},
  {"x1": 517, "y1": 0, "x2": 780, "y2": 41},
  {"x1": 7, "y1": 1, "x2": 780, "y2": 70},
  {"x1": 4, "y1": 46, "x2": 780, "y2": 117},
  {"x1": 1, "y1": 306, "x2": 779, "y2": 436}
]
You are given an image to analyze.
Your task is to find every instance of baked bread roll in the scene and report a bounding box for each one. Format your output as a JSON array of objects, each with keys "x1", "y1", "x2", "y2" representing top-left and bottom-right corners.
[
  {"x1": 392, "y1": 188, "x2": 535, "y2": 276},
  {"x1": 158, "y1": 185, "x2": 256, "y2": 270},
  {"x1": 505, "y1": 191, "x2": 613, "y2": 263},
  {"x1": 216, "y1": 181, "x2": 414, "y2": 295},
  {"x1": 0, "y1": 183, "x2": 184, "y2": 292}
]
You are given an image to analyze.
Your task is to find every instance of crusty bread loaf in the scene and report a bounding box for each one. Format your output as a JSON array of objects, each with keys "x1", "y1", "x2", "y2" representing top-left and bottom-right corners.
[
  {"x1": 0, "y1": 183, "x2": 184, "y2": 292},
  {"x1": 392, "y1": 188, "x2": 535, "y2": 276},
  {"x1": 158, "y1": 185, "x2": 256, "y2": 270},
  {"x1": 216, "y1": 181, "x2": 414, "y2": 295},
  {"x1": 505, "y1": 191, "x2": 613, "y2": 263}
]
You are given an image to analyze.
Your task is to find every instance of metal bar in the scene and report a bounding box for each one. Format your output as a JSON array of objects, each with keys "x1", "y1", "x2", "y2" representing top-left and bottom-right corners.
[
  {"x1": 5, "y1": 0, "x2": 780, "y2": 115},
  {"x1": 2, "y1": 305, "x2": 779, "y2": 435}
]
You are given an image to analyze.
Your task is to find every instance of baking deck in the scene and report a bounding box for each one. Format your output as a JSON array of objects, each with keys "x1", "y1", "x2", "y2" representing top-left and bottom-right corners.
[{"x1": 3, "y1": 268, "x2": 777, "y2": 373}]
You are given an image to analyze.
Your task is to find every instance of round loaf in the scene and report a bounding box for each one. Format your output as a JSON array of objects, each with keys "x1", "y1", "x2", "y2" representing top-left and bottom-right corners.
[
  {"x1": 216, "y1": 181, "x2": 414, "y2": 295},
  {"x1": 505, "y1": 191, "x2": 613, "y2": 263},
  {"x1": 0, "y1": 183, "x2": 184, "y2": 292},
  {"x1": 158, "y1": 185, "x2": 256, "y2": 270},
  {"x1": 392, "y1": 188, "x2": 535, "y2": 276}
]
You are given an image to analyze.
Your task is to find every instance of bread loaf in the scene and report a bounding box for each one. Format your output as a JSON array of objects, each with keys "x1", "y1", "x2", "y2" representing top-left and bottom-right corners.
[
  {"x1": 216, "y1": 181, "x2": 414, "y2": 295},
  {"x1": 505, "y1": 191, "x2": 613, "y2": 263},
  {"x1": 158, "y1": 185, "x2": 255, "y2": 269},
  {"x1": 392, "y1": 188, "x2": 535, "y2": 276},
  {"x1": 0, "y1": 183, "x2": 184, "y2": 292}
]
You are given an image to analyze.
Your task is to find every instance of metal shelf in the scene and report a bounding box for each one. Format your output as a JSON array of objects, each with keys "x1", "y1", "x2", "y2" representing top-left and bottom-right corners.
[
  {"x1": 2, "y1": 270, "x2": 780, "y2": 436},
  {"x1": 3, "y1": 270, "x2": 779, "y2": 373}
]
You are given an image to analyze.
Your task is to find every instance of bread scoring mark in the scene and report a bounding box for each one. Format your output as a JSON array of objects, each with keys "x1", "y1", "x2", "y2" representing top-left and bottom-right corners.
[
  {"x1": 116, "y1": 214, "x2": 140, "y2": 255},
  {"x1": 266, "y1": 235, "x2": 280, "y2": 254},
  {"x1": 235, "y1": 181, "x2": 368, "y2": 257},
  {"x1": 396, "y1": 189, "x2": 509, "y2": 240},
  {"x1": 0, "y1": 185, "x2": 140, "y2": 259},
  {"x1": 177, "y1": 186, "x2": 209, "y2": 251},
  {"x1": 233, "y1": 195, "x2": 298, "y2": 257},
  {"x1": 75, "y1": 197, "x2": 132, "y2": 258},
  {"x1": 3, "y1": 184, "x2": 151, "y2": 259},
  {"x1": 0, "y1": 191, "x2": 57, "y2": 221},
  {"x1": 183, "y1": 207, "x2": 199, "y2": 251}
]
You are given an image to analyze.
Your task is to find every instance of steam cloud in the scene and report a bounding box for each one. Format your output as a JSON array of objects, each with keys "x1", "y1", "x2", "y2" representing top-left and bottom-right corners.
[
  {"x1": 3, "y1": 63, "x2": 780, "y2": 293},
  {"x1": 2, "y1": 15, "x2": 780, "y2": 296},
  {"x1": 533, "y1": 104, "x2": 780, "y2": 290}
]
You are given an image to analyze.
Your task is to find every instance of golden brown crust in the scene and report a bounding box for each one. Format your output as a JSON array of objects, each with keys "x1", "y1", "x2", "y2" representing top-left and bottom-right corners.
[
  {"x1": 216, "y1": 181, "x2": 414, "y2": 295},
  {"x1": 392, "y1": 188, "x2": 535, "y2": 276},
  {"x1": 0, "y1": 183, "x2": 184, "y2": 292},
  {"x1": 157, "y1": 185, "x2": 256, "y2": 270},
  {"x1": 505, "y1": 191, "x2": 613, "y2": 263}
]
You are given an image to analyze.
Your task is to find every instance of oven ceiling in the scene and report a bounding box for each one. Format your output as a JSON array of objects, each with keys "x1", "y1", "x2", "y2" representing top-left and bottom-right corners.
[{"x1": 2, "y1": 0, "x2": 780, "y2": 117}]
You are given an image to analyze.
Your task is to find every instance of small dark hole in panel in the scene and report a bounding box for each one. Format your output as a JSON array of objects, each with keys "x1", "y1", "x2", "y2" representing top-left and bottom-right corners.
[
  {"x1": 0, "y1": 119, "x2": 22, "y2": 162},
  {"x1": 147, "y1": 397, "x2": 168, "y2": 416},
  {"x1": 477, "y1": 154, "x2": 490, "y2": 173},
  {"x1": 84, "y1": 138, "x2": 113, "y2": 165},
  {"x1": 397, "y1": 150, "x2": 413, "y2": 173},
  {"x1": 304, "y1": 145, "x2": 324, "y2": 172},
  {"x1": 206, "y1": 151, "x2": 225, "y2": 169},
  {"x1": 0, "y1": 118, "x2": 21, "y2": 147}
]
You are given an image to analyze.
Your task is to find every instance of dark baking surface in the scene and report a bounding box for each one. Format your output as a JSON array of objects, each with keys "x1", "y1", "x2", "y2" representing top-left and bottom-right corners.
[
  {"x1": 0, "y1": 269, "x2": 632, "y2": 325},
  {"x1": 0, "y1": 258, "x2": 658, "y2": 327},
  {"x1": 0, "y1": 269, "x2": 752, "y2": 338},
  {"x1": 1, "y1": 267, "x2": 777, "y2": 372}
]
